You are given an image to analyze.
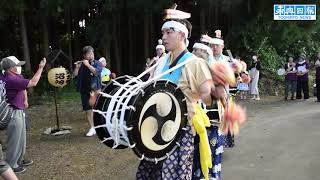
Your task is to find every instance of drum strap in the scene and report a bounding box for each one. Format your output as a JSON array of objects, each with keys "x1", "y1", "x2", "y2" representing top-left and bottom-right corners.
[
  {"x1": 161, "y1": 51, "x2": 194, "y2": 84},
  {"x1": 169, "y1": 50, "x2": 188, "y2": 69}
]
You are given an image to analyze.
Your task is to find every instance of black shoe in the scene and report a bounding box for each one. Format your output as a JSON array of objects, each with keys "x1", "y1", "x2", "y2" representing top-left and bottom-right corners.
[
  {"x1": 21, "y1": 159, "x2": 33, "y2": 166},
  {"x1": 13, "y1": 166, "x2": 26, "y2": 173},
  {"x1": 284, "y1": 97, "x2": 288, "y2": 101}
]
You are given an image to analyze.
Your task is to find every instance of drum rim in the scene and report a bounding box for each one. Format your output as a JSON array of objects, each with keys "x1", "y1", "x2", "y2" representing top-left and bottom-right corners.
[
  {"x1": 93, "y1": 78, "x2": 188, "y2": 162},
  {"x1": 93, "y1": 76, "x2": 131, "y2": 149}
]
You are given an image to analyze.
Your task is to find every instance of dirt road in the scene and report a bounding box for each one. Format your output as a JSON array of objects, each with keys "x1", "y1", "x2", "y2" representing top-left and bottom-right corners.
[
  {"x1": 223, "y1": 98, "x2": 320, "y2": 180},
  {"x1": 8, "y1": 97, "x2": 319, "y2": 180}
]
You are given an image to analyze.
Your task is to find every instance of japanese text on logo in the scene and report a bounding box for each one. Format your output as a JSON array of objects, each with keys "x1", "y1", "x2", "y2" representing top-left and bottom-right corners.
[{"x1": 274, "y1": 4, "x2": 316, "y2": 20}]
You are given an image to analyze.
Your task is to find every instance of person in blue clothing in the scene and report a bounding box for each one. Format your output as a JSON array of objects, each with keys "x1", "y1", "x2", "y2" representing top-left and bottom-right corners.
[
  {"x1": 73, "y1": 46, "x2": 102, "y2": 137},
  {"x1": 99, "y1": 57, "x2": 111, "y2": 84}
]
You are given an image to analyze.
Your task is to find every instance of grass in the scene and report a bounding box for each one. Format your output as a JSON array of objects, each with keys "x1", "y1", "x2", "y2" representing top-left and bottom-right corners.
[{"x1": 29, "y1": 80, "x2": 80, "y2": 106}]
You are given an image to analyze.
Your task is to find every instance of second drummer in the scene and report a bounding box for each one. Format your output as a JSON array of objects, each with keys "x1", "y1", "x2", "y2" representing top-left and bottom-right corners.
[{"x1": 192, "y1": 35, "x2": 225, "y2": 180}]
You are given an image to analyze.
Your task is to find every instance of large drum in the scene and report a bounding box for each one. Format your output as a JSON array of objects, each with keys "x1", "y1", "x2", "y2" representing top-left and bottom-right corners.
[
  {"x1": 93, "y1": 76, "x2": 188, "y2": 163},
  {"x1": 0, "y1": 97, "x2": 13, "y2": 130},
  {"x1": 0, "y1": 85, "x2": 13, "y2": 130}
]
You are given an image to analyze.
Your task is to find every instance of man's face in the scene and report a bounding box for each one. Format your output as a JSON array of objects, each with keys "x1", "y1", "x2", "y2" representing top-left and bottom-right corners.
[
  {"x1": 192, "y1": 48, "x2": 205, "y2": 54},
  {"x1": 162, "y1": 28, "x2": 183, "y2": 51},
  {"x1": 101, "y1": 60, "x2": 107, "y2": 67},
  {"x1": 192, "y1": 48, "x2": 200, "y2": 54},
  {"x1": 252, "y1": 56, "x2": 258, "y2": 62},
  {"x1": 288, "y1": 57, "x2": 293, "y2": 63},
  {"x1": 8, "y1": 66, "x2": 20, "y2": 75},
  {"x1": 156, "y1": 48, "x2": 163, "y2": 57},
  {"x1": 298, "y1": 57, "x2": 304, "y2": 62},
  {"x1": 211, "y1": 44, "x2": 224, "y2": 56},
  {"x1": 83, "y1": 51, "x2": 94, "y2": 61}
]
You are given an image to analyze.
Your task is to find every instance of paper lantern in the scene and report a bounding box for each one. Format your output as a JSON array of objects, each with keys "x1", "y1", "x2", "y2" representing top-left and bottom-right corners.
[{"x1": 48, "y1": 67, "x2": 70, "y2": 88}]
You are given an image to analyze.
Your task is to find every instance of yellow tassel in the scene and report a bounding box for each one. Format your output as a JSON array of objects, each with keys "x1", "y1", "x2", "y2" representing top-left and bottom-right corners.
[{"x1": 192, "y1": 104, "x2": 212, "y2": 180}]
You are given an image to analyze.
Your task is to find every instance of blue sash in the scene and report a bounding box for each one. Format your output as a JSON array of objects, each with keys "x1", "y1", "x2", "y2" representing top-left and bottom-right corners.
[{"x1": 161, "y1": 52, "x2": 193, "y2": 84}]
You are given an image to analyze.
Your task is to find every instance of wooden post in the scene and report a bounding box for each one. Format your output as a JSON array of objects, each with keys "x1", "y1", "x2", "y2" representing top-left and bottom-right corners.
[{"x1": 53, "y1": 88, "x2": 60, "y2": 130}]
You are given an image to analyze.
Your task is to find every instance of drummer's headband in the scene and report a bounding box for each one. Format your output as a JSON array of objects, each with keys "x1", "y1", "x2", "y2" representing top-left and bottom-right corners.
[
  {"x1": 162, "y1": 21, "x2": 189, "y2": 39},
  {"x1": 193, "y1": 43, "x2": 213, "y2": 57},
  {"x1": 162, "y1": 5, "x2": 191, "y2": 40}
]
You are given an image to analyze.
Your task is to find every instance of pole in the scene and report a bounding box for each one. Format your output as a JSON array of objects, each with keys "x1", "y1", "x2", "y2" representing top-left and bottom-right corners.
[{"x1": 54, "y1": 87, "x2": 60, "y2": 129}]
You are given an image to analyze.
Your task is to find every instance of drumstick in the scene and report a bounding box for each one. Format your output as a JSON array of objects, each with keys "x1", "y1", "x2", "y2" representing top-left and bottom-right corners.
[
  {"x1": 220, "y1": 97, "x2": 227, "y2": 109},
  {"x1": 74, "y1": 61, "x2": 83, "y2": 65}
]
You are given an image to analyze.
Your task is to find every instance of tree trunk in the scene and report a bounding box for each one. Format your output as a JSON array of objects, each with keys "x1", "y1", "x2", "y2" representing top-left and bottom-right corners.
[
  {"x1": 227, "y1": 4, "x2": 232, "y2": 33},
  {"x1": 42, "y1": 18, "x2": 49, "y2": 57},
  {"x1": 247, "y1": 0, "x2": 251, "y2": 15},
  {"x1": 143, "y1": 11, "x2": 150, "y2": 59},
  {"x1": 128, "y1": 15, "x2": 134, "y2": 74},
  {"x1": 112, "y1": 14, "x2": 122, "y2": 74},
  {"x1": 72, "y1": 9, "x2": 81, "y2": 62},
  {"x1": 103, "y1": 40, "x2": 111, "y2": 69},
  {"x1": 149, "y1": 13, "x2": 154, "y2": 55},
  {"x1": 65, "y1": 2, "x2": 73, "y2": 69},
  {"x1": 215, "y1": 5, "x2": 219, "y2": 29},
  {"x1": 73, "y1": 31, "x2": 81, "y2": 62},
  {"x1": 200, "y1": 8, "x2": 205, "y2": 33},
  {"x1": 19, "y1": 9, "x2": 31, "y2": 71}
]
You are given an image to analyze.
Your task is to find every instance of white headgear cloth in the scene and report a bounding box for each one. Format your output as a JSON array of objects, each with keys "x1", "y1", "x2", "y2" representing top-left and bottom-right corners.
[
  {"x1": 156, "y1": 45, "x2": 165, "y2": 50},
  {"x1": 212, "y1": 30, "x2": 224, "y2": 45},
  {"x1": 162, "y1": 20, "x2": 189, "y2": 40},
  {"x1": 156, "y1": 39, "x2": 165, "y2": 51},
  {"x1": 193, "y1": 43, "x2": 213, "y2": 57},
  {"x1": 162, "y1": 5, "x2": 191, "y2": 47}
]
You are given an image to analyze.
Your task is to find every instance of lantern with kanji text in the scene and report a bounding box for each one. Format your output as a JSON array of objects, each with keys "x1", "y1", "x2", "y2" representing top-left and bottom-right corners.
[{"x1": 47, "y1": 67, "x2": 70, "y2": 88}]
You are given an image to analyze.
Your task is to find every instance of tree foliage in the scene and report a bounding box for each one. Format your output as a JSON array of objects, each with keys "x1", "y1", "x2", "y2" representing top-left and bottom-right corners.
[{"x1": 0, "y1": 0, "x2": 319, "y2": 78}]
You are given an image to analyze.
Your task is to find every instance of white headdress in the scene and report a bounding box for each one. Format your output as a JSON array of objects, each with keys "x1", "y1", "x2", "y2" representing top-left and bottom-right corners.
[
  {"x1": 212, "y1": 29, "x2": 224, "y2": 45},
  {"x1": 156, "y1": 39, "x2": 165, "y2": 51},
  {"x1": 161, "y1": 4, "x2": 191, "y2": 46},
  {"x1": 193, "y1": 33, "x2": 214, "y2": 57}
]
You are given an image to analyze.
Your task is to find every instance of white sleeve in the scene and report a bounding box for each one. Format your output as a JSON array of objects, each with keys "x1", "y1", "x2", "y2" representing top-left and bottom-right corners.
[{"x1": 152, "y1": 53, "x2": 170, "y2": 77}]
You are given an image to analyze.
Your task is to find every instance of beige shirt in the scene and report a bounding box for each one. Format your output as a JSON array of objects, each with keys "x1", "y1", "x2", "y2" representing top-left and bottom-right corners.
[{"x1": 178, "y1": 57, "x2": 212, "y2": 113}]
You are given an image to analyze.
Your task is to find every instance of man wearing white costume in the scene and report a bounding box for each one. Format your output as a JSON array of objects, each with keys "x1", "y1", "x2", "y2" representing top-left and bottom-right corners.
[
  {"x1": 209, "y1": 29, "x2": 236, "y2": 148},
  {"x1": 211, "y1": 30, "x2": 229, "y2": 63}
]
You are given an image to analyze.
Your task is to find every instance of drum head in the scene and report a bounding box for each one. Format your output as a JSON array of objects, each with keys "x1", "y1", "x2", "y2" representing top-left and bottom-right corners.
[
  {"x1": 94, "y1": 76, "x2": 135, "y2": 149},
  {"x1": 127, "y1": 80, "x2": 188, "y2": 162}
]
